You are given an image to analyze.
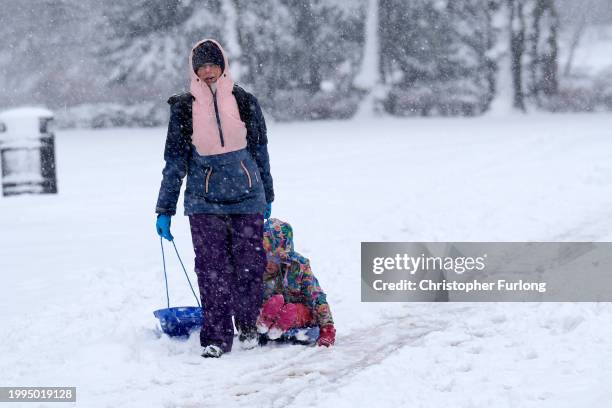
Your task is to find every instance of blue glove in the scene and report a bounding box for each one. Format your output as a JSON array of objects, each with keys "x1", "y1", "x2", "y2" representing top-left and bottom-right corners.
[
  {"x1": 156, "y1": 214, "x2": 174, "y2": 241},
  {"x1": 264, "y1": 202, "x2": 272, "y2": 219}
]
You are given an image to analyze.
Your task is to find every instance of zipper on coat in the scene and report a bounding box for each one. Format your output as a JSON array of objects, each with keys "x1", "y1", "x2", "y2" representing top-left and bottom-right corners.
[
  {"x1": 240, "y1": 161, "x2": 252, "y2": 188},
  {"x1": 211, "y1": 92, "x2": 225, "y2": 147},
  {"x1": 205, "y1": 168, "x2": 213, "y2": 193}
]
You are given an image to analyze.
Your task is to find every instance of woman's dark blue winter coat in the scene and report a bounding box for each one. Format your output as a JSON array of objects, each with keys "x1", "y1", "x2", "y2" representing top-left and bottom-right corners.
[{"x1": 155, "y1": 86, "x2": 274, "y2": 216}]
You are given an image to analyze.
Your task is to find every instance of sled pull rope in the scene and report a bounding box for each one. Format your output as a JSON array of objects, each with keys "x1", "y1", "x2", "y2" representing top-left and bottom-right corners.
[
  {"x1": 171, "y1": 240, "x2": 201, "y2": 308},
  {"x1": 160, "y1": 237, "x2": 201, "y2": 308},
  {"x1": 160, "y1": 237, "x2": 170, "y2": 309}
]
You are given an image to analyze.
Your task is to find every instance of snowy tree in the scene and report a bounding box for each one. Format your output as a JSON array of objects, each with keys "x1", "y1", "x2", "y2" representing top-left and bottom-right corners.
[
  {"x1": 234, "y1": 0, "x2": 365, "y2": 120},
  {"x1": 233, "y1": 0, "x2": 297, "y2": 100},
  {"x1": 0, "y1": 0, "x2": 94, "y2": 107},
  {"x1": 506, "y1": 0, "x2": 559, "y2": 110},
  {"x1": 99, "y1": 0, "x2": 224, "y2": 103},
  {"x1": 446, "y1": 0, "x2": 499, "y2": 113},
  {"x1": 508, "y1": 0, "x2": 527, "y2": 110},
  {"x1": 380, "y1": 0, "x2": 498, "y2": 116},
  {"x1": 529, "y1": 0, "x2": 559, "y2": 104},
  {"x1": 300, "y1": 0, "x2": 366, "y2": 119},
  {"x1": 353, "y1": 0, "x2": 383, "y2": 117}
]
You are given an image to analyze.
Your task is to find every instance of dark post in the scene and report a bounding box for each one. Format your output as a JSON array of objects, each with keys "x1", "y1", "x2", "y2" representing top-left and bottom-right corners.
[{"x1": 39, "y1": 117, "x2": 58, "y2": 194}]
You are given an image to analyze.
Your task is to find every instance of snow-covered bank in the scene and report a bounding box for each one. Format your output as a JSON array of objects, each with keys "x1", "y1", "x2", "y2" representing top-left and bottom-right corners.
[{"x1": 1, "y1": 113, "x2": 611, "y2": 407}]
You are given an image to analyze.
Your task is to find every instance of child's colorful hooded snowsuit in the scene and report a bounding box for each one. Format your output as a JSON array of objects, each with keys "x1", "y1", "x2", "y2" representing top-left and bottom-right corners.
[{"x1": 261, "y1": 218, "x2": 334, "y2": 328}]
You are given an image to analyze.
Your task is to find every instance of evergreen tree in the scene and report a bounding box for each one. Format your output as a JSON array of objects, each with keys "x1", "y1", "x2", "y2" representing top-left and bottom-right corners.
[
  {"x1": 506, "y1": 0, "x2": 559, "y2": 110},
  {"x1": 234, "y1": 0, "x2": 365, "y2": 120},
  {"x1": 508, "y1": 0, "x2": 527, "y2": 110},
  {"x1": 380, "y1": 0, "x2": 498, "y2": 116},
  {"x1": 529, "y1": 0, "x2": 559, "y2": 104},
  {"x1": 233, "y1": 0, "x2": 297, "y2": 100},
  {"x1": 100, "y1": 0, "x2": 224, "y2": 102}
]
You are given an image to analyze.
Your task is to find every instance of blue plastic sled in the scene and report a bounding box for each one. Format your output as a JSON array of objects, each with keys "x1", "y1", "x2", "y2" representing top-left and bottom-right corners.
[
  {"x1": 276, "y1": 326, "x2": 320, "y2": 345},
  {"x1": 153, "y1": 306, "x2": 203, "y2": 337},
  {"x1": 155, "y1": 239, "x2": 203, "y2": 338}
]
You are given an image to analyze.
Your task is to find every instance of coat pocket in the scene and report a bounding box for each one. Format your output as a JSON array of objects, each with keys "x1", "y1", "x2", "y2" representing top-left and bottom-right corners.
[{"x1": 201, "y1": 160, "x2": 256, "y2": 204}]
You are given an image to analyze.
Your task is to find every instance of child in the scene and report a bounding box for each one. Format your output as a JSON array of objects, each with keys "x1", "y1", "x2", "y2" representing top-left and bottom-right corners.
[{"x1": 256, "y1": 218, "x2": 336, "y2": 347}]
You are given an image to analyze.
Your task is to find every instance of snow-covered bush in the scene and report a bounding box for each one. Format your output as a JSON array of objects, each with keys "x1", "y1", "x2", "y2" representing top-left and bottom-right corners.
[
  {"x1": 541, "y1": 68, "x2": 612, "y2": 112},
  {"x1": 270, "y1": 88, "x2": 364, "y2": 122},
  {"x1": 54, "y1": 102, "x2": 167, "y2": 129},
  {"x1": 384, "y1": 79, "x2": 492, "y2": 117}
]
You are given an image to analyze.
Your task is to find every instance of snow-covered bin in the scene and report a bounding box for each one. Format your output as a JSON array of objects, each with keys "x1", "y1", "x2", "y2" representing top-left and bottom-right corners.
[{"x1": 0, "y1": 107, "x2": 58, "y2": 196}]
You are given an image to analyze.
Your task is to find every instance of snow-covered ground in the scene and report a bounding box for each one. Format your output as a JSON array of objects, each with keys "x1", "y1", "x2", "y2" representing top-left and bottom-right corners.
[{"x1": 1, "y1": 113, "x2": 612, "y2": 407}]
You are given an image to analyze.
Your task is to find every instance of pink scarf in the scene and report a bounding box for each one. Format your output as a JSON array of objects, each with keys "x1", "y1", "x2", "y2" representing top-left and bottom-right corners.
[{"x1": 189, "y1": 39, "x2": 247, "y2": 156}]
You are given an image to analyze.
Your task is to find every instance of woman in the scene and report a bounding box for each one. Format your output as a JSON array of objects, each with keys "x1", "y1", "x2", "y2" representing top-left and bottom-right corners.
[{"x1": 155, "y1": 39, "x2": 274, "y2": 358}]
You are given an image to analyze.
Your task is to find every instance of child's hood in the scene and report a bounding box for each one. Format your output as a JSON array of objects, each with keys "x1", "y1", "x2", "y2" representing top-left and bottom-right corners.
[{"x1": 263, "y1": 218, "x2": 298, "y2": 263}]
